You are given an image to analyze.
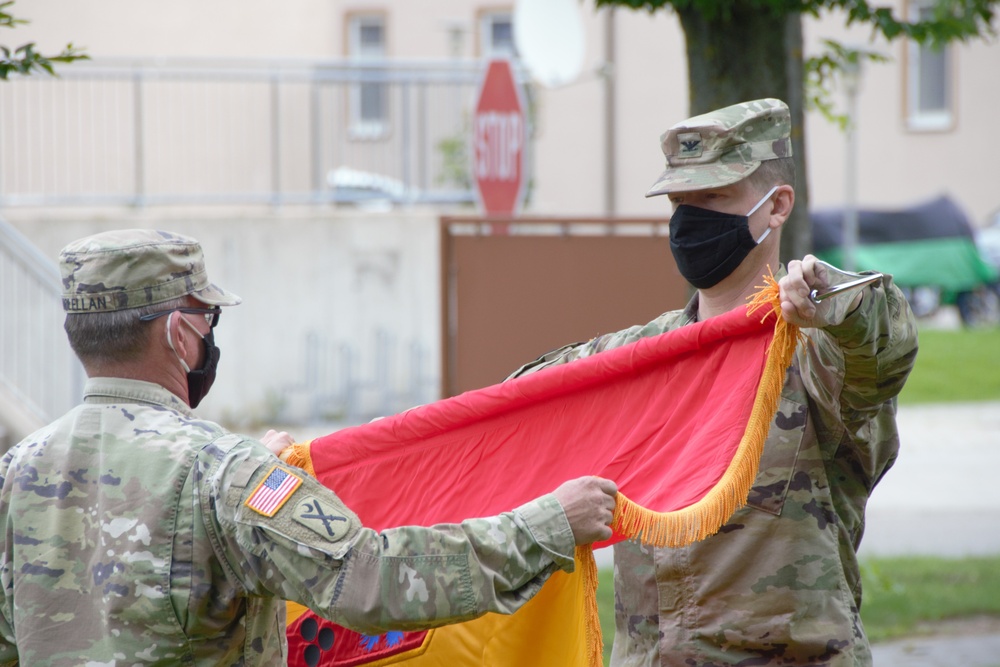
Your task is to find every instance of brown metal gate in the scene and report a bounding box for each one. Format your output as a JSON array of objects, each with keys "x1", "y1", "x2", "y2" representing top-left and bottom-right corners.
[{"x1": 440, "y1": 217, "x2": 690, "y2": 397}]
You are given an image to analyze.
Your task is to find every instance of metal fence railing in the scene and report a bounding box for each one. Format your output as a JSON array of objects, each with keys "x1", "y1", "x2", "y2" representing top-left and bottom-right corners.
[
  {"x1": 0, "y1": 58, "x2": 512, "y2": 207},
  {"x1": 279, "y1": 328, "x2": 439, "y2": 426},
  {"x1": 0, "y1": 217, "x2": 85, "y2": 438}
]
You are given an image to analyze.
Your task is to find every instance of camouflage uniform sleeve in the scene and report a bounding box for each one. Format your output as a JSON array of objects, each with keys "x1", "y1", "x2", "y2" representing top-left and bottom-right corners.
[
  {"x1": 205, "y1": 439, "x2": 576, "y2": 635},
  {"x1": 803, "y1": 275, "x2": 919, "y2": 434}
]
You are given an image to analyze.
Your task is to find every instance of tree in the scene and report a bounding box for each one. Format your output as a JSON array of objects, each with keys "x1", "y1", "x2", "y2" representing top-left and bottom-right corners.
[
  {"x1": 1, "y1": 1, "x2": 87, "y2": 80},
  {"x1": 594, "y1": 0, "x2": 996, "y2": 262}
]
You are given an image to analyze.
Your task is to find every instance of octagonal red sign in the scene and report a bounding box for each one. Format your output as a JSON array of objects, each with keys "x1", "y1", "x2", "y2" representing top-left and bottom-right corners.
[{"x1": 471, "y1": 59, "x2": 526, "y2": 216}]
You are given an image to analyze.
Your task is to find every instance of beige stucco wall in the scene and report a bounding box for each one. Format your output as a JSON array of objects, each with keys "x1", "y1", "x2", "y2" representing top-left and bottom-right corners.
[
  {"x1": 12, "y1": 0, "x2": 342, "y2": 59},
  {"x1": 13, "y1": 0, "x2": 999, "y2": 223},
  {"x1": 803, "y1": 10, "x2": 1000, "y2": 224}
]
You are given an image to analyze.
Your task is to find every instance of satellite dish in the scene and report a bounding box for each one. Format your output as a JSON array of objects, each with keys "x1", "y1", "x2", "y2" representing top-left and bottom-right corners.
[{"x1": 513, "y1": 0, "x2": 585, "y2": 88}]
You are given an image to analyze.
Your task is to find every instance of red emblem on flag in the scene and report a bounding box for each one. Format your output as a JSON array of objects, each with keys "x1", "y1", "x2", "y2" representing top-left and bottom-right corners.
[{"x1": 245, "y1": 466, "x2": 302, "y2": 517}]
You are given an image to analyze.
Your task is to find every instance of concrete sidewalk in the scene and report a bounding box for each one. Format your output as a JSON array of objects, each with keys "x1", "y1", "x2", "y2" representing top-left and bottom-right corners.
[
  {"x1": 865, "y1": 400, "x2": 1000, "y2": 667},
  {"x1": 872, "y1": 623, "x2": 1000, "y2": 667},
  {"x1": 860, "y1": 400, "x2": 1000, "y2": 559}
]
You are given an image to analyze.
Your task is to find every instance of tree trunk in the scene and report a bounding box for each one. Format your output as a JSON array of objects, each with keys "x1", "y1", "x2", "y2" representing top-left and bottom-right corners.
[{"x1": 677, "y1": 6, "x2": 811, "y2": 263}]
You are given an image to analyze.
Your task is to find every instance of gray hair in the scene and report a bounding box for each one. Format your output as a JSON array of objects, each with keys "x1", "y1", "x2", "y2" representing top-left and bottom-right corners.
[{"x1": 65, "y1": 296, "x2": 189, "y2": 365}]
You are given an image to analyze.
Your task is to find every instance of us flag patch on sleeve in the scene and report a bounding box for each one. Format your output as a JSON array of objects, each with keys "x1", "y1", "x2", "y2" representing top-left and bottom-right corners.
[{"x1": 245, "y1": 466, "x2": 303, "y2": 517}]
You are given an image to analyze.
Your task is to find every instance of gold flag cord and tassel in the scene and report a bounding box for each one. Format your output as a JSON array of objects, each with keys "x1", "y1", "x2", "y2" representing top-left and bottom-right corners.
[
  {"x1": 281, "y1": 442, "x2": 315, "y2": 475},
  {"x1": 280, "y1": 276, "x2": 800, "y2": 667}
]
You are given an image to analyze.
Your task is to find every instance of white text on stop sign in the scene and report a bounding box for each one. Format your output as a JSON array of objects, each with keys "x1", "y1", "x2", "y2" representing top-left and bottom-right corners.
[{"x1": 474, "y1": 111, "x2": 522, "y2": 182}]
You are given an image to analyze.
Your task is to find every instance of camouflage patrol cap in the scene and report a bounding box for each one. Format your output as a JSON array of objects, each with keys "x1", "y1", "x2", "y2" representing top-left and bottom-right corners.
[
  {"x1": 59, "y1": 229, "x2": 242, "y2": 313},
  {"x1": 645, "y1": 98, "x2": 792, "y2": 197}
]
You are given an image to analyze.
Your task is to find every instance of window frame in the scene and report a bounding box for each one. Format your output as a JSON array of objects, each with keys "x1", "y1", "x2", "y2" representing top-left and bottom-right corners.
[
  {"x1": 903, "y1": 0, "x2": 956, "y2": 132},
  {"x1": 345, "y1": 11, "x2": 390, "y2": 140},
  {"x1": 475, "y1": 7, "x2": 516, "y2": 59}
]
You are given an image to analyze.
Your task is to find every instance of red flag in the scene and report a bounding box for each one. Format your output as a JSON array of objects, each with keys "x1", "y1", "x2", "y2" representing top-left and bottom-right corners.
[{"x1": 284, "y1": 285, "x2": 797, "y2": 667}]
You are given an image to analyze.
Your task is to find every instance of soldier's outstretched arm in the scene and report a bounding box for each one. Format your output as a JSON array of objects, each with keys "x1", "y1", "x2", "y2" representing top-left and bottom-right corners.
[{"x1": 204, "y1": 438, "x2": 615, "y2": 635}]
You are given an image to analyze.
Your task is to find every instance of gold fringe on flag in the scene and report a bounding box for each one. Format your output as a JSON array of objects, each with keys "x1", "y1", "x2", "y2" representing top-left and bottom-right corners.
[
  {"x1": 278, "y1": 275, "x2": 799, "y2": 667},
  {"x1": 608, "y1": 273, "x2": 799, "y2": 548},
  {"x1": 581, "y1": 274, "x2": 799, "y2": 666},
  {"x1": 577, "y1": 546, "x2": 604, "y2": 667}
]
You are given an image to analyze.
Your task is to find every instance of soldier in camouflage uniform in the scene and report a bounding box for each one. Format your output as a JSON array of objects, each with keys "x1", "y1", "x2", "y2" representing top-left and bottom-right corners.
[
  {"x1": 0, "y1": 229, "x2": 618, "y2": 665},
  {"x1": 509, "y1": 99, "x2": 919, "y2": 666}
]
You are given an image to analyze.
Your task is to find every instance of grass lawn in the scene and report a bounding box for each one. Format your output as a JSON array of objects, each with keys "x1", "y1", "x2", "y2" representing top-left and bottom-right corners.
[
  {"x1": 860, "y1": 555, "x2": 1000, "y2": 642},
  {"x1": 596, "y1": 555, "x2": 1000, "y2": 664},
  {"x1": 899, "y1": 326, "x2": 1000, "y2": 403}
]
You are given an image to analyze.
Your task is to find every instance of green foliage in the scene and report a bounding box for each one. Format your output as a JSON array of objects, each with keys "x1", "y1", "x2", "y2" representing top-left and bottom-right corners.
[
  {"x1": 0, "y1": 1, "x2": 88, "y2": 80},
  {"x1": 596, "y1": 0, "x2": 997, "y2": 44},
  {"x1": 595, "y1": 0, "x2": 997, "y2": 130},
  {"x1": 436, "y1": 131, "x2": 472, "y2": 190},
  {"x1": 899, "y1": 327, "x2": 1000, "y2": 404},
  {"x1": 595, "y1": 0, "x2": 800, "y2": 20},
  {"x1": 838, "y1": 0, "x2": 996, "y2": 46},
  {"x1": 804, "y1": 40, "x2": 889, "y2": 131}
]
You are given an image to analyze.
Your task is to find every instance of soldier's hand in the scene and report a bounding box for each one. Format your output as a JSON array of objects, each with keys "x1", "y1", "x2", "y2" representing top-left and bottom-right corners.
[
  {"x1": 779, "y1": 254, "x2": 861, "y2": 328},
  {"x1": 261, "y1": 429, "x2": 295, "y2": 456},
  {"x1": 552, "y1": 476, "x2": 618, "y2": 545}
]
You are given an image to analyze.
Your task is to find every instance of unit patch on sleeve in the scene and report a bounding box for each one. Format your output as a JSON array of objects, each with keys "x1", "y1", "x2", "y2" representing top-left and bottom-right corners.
[
  {"x1": 244, "y1": 466, "x2": 303, "y2": 517},
  {"x1": 292, "y1": 495, "x2": 351, "y2": 541}
]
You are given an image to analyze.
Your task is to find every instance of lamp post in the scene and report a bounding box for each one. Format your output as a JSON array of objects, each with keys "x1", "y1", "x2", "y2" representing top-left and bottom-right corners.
[{"x1": 842, "y1": 54, "x2": 861, "y2": 272}]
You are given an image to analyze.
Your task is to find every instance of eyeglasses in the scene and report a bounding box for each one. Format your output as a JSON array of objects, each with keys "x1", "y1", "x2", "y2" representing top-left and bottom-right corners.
[{"x1": 139, "y1": 306, "x2": 221, "y2": 329}]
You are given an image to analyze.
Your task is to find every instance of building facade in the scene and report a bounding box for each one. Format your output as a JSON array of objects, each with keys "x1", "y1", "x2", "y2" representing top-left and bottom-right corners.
[{"x1": 2, "y1": 0, "x2": 997, "y2": 437}]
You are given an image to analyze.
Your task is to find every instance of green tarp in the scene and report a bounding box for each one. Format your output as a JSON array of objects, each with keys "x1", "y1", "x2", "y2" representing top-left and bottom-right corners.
[
  {"x1": 812, "y1": 196, "x2": 998, "y2": 291},
  {"x1": 815, "y1": 237, "x2": 997, "y2": 292}
]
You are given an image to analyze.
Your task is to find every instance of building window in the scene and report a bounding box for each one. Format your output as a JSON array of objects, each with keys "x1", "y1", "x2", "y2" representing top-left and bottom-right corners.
[
  {"x1": 479, "y1": 10, "x2": 516, "y2": 58},
  {"x1": 905, "y1": 1, "x2": 953, "y2": 131},
  {"x1": 348, "y1": 14, "x2": 388, "y2": 138}
]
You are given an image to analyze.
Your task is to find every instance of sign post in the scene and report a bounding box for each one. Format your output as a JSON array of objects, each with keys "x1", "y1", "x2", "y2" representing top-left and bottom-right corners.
[{"x1": 471, "y1": 59, "x2": 526, "y2": 217}]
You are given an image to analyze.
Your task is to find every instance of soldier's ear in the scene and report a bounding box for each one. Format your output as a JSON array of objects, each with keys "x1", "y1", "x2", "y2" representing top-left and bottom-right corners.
[
  {"x1": 770, "y1": 185, "x2": 795, "y2": 228},
  {"x1": 163, "y1": 311, "x2": 199, "y2": 362}
]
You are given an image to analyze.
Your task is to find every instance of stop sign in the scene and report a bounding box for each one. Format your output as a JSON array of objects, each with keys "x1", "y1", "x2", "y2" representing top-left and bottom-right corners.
[{"x1": 471, "y1": 59, "x2": 526, "y2": 216}]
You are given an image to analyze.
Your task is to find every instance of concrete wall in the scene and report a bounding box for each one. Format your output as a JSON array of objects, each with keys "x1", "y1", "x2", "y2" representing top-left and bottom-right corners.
[{"x1": 6, "y1": 208, "x2": 441, "y2": 430}]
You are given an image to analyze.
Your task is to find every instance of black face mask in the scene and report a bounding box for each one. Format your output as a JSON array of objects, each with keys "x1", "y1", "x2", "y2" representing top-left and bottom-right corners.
[
  {"x1": 168, "y1": 312, "x2": 220, "y2": 409},
  {"x1": 668, "y1": 186, "x2": 777, "y2": 289},
  {"x1": 186, "y1": 330, "x2": 220, "y2": 409}
]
